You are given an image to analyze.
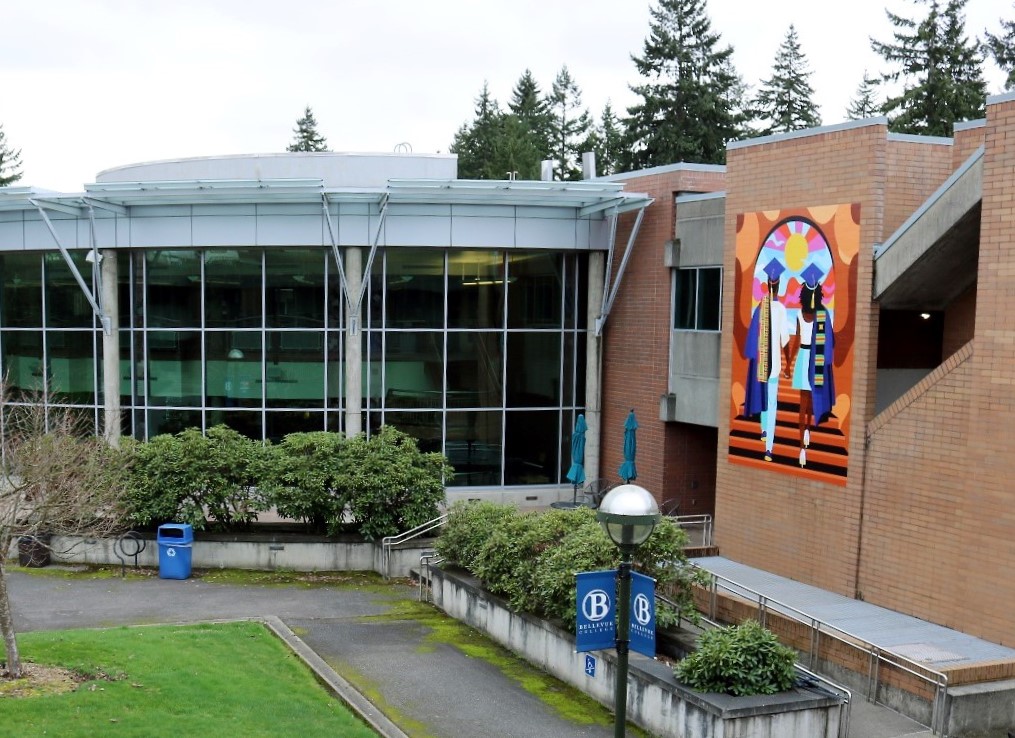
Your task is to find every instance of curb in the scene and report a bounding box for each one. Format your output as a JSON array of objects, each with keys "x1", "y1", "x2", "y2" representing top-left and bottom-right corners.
[{"x1": 261, "y1": 616, "x2": 409, "y2": 738}]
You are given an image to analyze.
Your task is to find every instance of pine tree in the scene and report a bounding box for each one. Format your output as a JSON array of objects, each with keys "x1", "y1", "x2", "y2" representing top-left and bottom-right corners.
[
  {"x1": 622, "y1": 0, "x2": 742, "y2": 170},
  {"x1": 450, "y1": 83, "x2": 504, "y2": 179},
  {"x1": 489, "y1": 115, "x2": 542, "y2": 180},
  {"x1": 547, "y1": 65, "x2": 592, "y2": 180},
  {"x1": 508, "y1": 69, "x2": 553, "y2": 156},
  {"x1": 753, "y1": 25, "x2": 821, "y2": 135},
  {"x1": 846, "y1": 71, "x2": 883, "y2": 119},
  {"x1": 586, "y1": 101, "x2": 624, "y2": 177},
  {"x1": 287, "y1": 105, "x2": 329, "y2": 152},
  {"x1": 0, "y1": 124, "x2": 23, "y2": 187},
  {"x1": 871, "y1": 0, "x2": 986, "y2": 136},
  {"x1": 983, "y1": 4, "x2": 1015, "y2": 90}
]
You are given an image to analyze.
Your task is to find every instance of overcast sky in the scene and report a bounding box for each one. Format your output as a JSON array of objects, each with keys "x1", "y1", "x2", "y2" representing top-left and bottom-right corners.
[{"x1": 2, "y1": 0, "x2": 1009, "y2": 192}]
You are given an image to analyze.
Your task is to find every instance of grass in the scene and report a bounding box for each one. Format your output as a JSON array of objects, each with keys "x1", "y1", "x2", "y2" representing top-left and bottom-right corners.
[{"x1": 1, "y1": 621, "x2": 379, "y2": 738}]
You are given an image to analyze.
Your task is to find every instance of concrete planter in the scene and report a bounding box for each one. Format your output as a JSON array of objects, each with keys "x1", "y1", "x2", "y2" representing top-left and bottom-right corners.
[
  {"x1": 429, "y1": 566, "x2": 847, "y2": 738},
  {"x1": 46, "y1": 531, "x2": 434, "y2": 579}
]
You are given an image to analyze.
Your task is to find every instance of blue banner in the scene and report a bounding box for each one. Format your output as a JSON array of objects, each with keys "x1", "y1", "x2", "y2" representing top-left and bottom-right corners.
[
  {"x1": 575, "y1": 570, "x2": 616, "y2": 652},
  {"x1": 629, "y1": 571, "x2": 656, "y2": 658}
]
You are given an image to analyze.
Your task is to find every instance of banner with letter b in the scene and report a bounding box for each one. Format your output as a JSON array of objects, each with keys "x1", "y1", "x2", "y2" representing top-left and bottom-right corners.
[{"x1": 575, "y1": 570, "x2": 616, "y2": 652}]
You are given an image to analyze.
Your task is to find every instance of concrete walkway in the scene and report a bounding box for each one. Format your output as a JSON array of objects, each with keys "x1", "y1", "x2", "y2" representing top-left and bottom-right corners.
[{"x1": 5, "y1": 568, "x2": 949, "y2": 737}]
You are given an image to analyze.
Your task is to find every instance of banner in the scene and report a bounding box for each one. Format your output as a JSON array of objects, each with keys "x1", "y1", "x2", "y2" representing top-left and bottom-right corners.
[
  {"x1": 629, "y1": 571, "x2": 656, "y2": 658},
  {"x1": 575, "y1": 570, "x2": 616, "y2": 652}
]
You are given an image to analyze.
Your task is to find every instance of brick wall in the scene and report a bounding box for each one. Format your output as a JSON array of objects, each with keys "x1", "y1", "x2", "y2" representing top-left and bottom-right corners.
[
  {"x1": 601, "y1": 168, "x2": 725, "y2": 504},
  {"x1": 953, "y1": 122, "x2": 986, "y2": 168},
  {"x1": 715, "y1": 123, "x2": 888, "y2": 596},
  {"x1": 855, "y1": 98, "x2": 1015, "y2": 646}
]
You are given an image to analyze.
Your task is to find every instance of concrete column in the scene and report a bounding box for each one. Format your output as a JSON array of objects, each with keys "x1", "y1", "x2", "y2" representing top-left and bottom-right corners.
[
  {"x1": 584, "y1": 251, "x2": 605, "y2": 480},
  {"x1": 344, "y1": 247, "x2": 363, "y2": 437},
  {"x1": 100, "y1": 249, "x2": 120, "y2": 447}
]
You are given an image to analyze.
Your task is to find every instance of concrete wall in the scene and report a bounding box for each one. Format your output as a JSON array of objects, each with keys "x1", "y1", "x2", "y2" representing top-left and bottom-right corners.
[
  {"x1": 430, "y1": 566, "x2": 844, "y2": 738},
  {"x1": 47, "y1": 534, "x2": 434, "y2": 579}
]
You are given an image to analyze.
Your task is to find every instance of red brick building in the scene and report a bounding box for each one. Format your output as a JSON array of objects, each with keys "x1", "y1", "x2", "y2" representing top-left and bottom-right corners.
[{"x1": 601, "y1": 91, "x2": 1015, "y2": 648}]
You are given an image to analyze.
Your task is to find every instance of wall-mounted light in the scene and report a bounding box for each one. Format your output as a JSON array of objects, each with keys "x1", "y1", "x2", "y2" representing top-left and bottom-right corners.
[{"x1": 920, "y1": 312, "x2": 931, "y2": 320}]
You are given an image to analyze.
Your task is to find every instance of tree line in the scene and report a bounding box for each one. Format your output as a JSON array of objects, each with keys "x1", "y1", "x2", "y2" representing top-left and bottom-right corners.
[{"x1": 2, "y1": 0, "x2": 1014, "y2": 188}]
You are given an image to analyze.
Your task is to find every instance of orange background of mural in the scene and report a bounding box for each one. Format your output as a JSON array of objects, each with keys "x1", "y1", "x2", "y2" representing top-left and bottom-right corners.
[{"x1": 728, "y1": 203, "x2": 860, "y2": 485}]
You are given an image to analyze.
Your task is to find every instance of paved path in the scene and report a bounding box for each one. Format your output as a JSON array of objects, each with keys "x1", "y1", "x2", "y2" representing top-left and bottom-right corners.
[{"x1": 6, "y1": 568, "x2": 945, "y2": 737}]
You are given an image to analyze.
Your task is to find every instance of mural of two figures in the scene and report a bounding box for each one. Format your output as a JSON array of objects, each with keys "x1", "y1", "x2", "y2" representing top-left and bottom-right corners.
[{"x1": 729, "y1": 204, "x2": 859, "y2": 485}]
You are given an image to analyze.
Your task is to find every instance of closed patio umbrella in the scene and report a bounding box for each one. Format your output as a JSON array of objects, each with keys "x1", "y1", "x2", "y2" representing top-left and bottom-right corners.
[
  {"x1": 565, "y1": 414, "x2": 587, "y2": 505},
  {"x1": 618, "y1": 410, "x2": 638, "y2": 483}
]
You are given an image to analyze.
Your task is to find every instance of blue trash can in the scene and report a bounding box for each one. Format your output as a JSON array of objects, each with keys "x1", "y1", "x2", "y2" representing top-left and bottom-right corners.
[{"x1": 157, "y1": 523, "x2": 194, "y2": 580}]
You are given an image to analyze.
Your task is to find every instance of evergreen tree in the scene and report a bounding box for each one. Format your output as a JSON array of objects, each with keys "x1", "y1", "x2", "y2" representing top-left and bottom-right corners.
[
  {"x1": 508, "y1": 69, "x2": 553, "y2": 155},
  {"x1": 450, "y1": 83, "x2": 505, "y2": 179},
  {"x1": 586, "y1": 101, "x2": 624, "y2": 177},
  {"x1": 983, "y1": 4, "x2": 1015, "y2": 90},
  {"x1": 753, "y1": 25, "x2": 822, "y2": 135},
  {"x1": 846, "y1": 71, "x2": 883, "y2": 119},
  {"x1": 489, "y1": 115, "x2": 542, "y2": 180},
  {"x1": 622, "y1": 0, "x2": 742, "y2": 170},
  {"x1": 871, "y1": 0, "x2": 986, "y2": 136},
  {"x1": 287, "y1": 105, "x2": 329, "y2": 152},
  {"x1": 547, "y1": 65, "x2": 593, "y2": 180},
  {"x1": 0, "y1": 124, "x2": 23, "y2": 187}
]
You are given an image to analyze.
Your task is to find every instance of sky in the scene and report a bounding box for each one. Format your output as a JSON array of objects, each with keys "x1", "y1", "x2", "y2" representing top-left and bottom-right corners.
[{"x1": 2, "y1": 0, "x2": 1009, "y2": 192}]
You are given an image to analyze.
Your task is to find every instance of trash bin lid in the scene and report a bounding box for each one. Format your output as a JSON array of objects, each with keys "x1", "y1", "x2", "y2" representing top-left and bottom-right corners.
[{"x1": 157, "y1": 523, "x2": 194, "y2": 544}]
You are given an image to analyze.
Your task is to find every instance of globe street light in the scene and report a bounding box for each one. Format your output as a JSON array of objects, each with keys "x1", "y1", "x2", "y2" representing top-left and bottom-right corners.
[{"x1": 596, "y1": 483, "x2": 660, "y2": 738}]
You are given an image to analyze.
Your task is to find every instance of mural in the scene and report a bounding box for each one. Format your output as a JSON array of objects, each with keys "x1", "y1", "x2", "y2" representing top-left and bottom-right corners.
[{"x1": 728, "y1": 205, "x2": 859, "y2": 485}]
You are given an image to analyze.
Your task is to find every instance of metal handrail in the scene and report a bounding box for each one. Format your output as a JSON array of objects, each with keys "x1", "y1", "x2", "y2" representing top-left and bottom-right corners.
[
  {"x1": 381, "y1": 512, "x2": 448, "y2": 578},
  {"x1": 672, "y1": 514, "x2": 713, "y2": 548},
  {"x1": 695, "y1": 566, "x2": 950, "y2": 736},
  {"x1": 418, "y1": 552, "x2": 443, "y2": 602}
]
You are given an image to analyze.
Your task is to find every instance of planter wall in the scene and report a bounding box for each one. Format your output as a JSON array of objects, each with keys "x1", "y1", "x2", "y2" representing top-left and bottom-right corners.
[
  {"x1": 429, "y1": 566, "x2": 846, "y2": 738},
  {"x1": 44, "y1": 534, "x2": 433, "y2": 579}
]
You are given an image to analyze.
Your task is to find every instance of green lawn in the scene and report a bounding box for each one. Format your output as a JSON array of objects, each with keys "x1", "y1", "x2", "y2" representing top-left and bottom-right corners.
[{"x1": 1, "y1": 621, "x2": 378, "y2": 737}]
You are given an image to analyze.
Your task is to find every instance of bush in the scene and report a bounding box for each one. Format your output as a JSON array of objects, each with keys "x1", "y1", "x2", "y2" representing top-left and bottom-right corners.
[
  {"x1": 674, "y1": 620, "x2": 798, "y2": 696},
  {"x1": 435, "y1": 500, "x2": 517, "y2": 571},
  {"x1": 435, "y1": 501, "x2": 704, "y2": 631},
  {"x1": 122, "y1": 425, "x2": 269, "y2": 530},
  {"x1": 334, "y1": 426, "x2": 453, "y2": 540},
  {"x1": 256, "y1": 432, "x2": 345, "y2": 534}
]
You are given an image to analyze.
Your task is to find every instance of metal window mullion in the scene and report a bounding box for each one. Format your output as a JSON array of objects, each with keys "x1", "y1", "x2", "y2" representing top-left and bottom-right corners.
[
  {"x1": 692, "y1": 268, "x2": 701, "y2": 331},
  {"x1": 200, "y1": 250, "x2": 207, "y2": 432},
  {"x1": 260, "y1": 249, "x2": 267, "y2": 440},
  {"x1": 500, "y1": 252, "x2": 508, "y2": 486}
]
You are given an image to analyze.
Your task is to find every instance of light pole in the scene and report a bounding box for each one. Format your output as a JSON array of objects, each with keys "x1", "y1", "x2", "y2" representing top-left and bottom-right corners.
[{"x1": 596, "y1": 483, "x2": 660, "y2": 738}]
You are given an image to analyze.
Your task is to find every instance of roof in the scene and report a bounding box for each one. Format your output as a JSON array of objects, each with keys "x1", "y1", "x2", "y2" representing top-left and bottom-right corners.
[{"x1": 0, "y1": 177, "x2": 651, "y2": 217}]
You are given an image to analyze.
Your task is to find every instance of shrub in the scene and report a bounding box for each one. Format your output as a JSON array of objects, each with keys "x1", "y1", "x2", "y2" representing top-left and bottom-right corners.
[
  {"x1": 335, "y1": 426, "x2": 453, "y2": 540},
  {"x1": 435, "y1": 500, "x2": 517, "y2": 570},
  {"x1": 435, "y1": 501, "x2": 703, "y2": 631},
  {"x1": 673, "y1": 620, "x2": 798, "y2": 696},
  {"x1": 256, "y1": 431, "x2": 345, "y2": 534},
  {"x1": 122, "y1": 425, "x2": 269, "y2": 530}
]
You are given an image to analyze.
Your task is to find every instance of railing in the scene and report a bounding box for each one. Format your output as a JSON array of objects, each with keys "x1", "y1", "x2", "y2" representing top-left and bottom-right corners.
[
  {"x1": 672, "y1": 514, "x2": 712, "y2": 548},
  {"x1": 695, "y1": 567, "x2": 950, "y2": 737},
  {"x1": 418, "y1": 552, "x2": 443, "y2": 603},
  {"x1": 380, "y1": 513, "x2": 448, "y2": 579}
]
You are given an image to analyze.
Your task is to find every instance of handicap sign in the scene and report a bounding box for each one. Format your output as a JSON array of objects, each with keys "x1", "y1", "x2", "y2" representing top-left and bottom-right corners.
[
  {"x1": 575, "y1": 570, "x2": 616, "y2": 652},
  {"x1": 629, "y1": 571, "x2": 656, "y2": 658},
  {"x1": 584, "y1": 654, "x2": 597, "y2": 678}
]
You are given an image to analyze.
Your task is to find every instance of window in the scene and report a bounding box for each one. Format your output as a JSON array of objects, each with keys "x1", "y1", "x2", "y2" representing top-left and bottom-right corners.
[{"x1": 673, "y1": 267, "x2": 721, "y2": 331}]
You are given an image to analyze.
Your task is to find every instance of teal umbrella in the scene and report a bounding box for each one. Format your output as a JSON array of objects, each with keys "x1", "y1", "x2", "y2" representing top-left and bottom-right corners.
[
  {"x1": 618, "y1": 410, "x2": 638, "y2": 483},
  {"x1": 565, "y1": 414, "x2": 587, "y2": 505}
]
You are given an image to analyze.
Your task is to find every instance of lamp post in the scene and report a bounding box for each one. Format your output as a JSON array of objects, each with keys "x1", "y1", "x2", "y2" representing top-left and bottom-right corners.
[{"x1": 596, "y1": 483, "x2": 660, "y2": 738}]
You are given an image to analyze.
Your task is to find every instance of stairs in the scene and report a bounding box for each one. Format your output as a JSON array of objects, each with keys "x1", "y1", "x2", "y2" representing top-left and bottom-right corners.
[{"x1": 728, "y1": 377, "x2": 849, "y2": 483}]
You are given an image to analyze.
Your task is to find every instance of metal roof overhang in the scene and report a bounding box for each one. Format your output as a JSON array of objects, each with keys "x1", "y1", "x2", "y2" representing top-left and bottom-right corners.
[
  {"x1": 0, "y1": 178, "x2": 651, "y2": 215},
  {"x1": 874, "y1": 147, "x2": 983, "y2": 311}
]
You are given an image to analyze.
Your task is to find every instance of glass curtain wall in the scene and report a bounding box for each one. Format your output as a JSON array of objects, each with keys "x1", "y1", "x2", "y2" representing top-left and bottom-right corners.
[
  {"x1": 1, "y1": 245, "x2": 586, "y2": 488},
  {"x1": 368, "y1": 248, "x2": 586, "y2": 487}
]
